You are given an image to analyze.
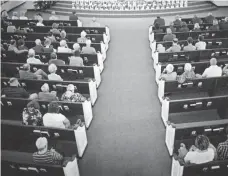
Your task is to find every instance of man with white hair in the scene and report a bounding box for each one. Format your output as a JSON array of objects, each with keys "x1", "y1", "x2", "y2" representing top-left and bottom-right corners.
[
  {"x1": 33, "y1": 137, "x2": 63, "y2": 164},
  {"x1": 77, "y1": 31, "x2": 87, "y2": 43},
  {"x1": 160, "y1": 64, "x2": 177, "y2": 81},
  {"x1": 49, "y1": 11, "x2": 58, "y2": 20},
  {"x1": 57, "y1": 40, "x2": 72, "y2": 53},
  {"x1": 81, "y1": 39, "x2": 96, "y2": 54},
  {"x1": 89, "y1": 17, "x2": 101, "y2": 27},
  {"x1": 202, "y1": 58, "x2": 222, "y2": 78},
  {"x1": 205, "y1": 12, "x2": 215, "y2": 24},
  {"x1": 48, "y1": 64, "x2": 63, "y2": 81},
  {"x1": 163, "y1": 28, "x2": 176, "y2": 42},
  {"x1": 33, "y1": 39, "x2": 44, "y2": 53},
  {"x1": 27, "y1": 49, "x2": 43, "y2": 64},
  {"x1": 72, "y1": 43, "x2": 81, "y2": 52}
]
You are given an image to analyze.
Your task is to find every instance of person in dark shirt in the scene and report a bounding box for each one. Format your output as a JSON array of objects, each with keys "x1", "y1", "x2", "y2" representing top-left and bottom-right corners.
[
  {"x1": 193, "y1": 23, "x2": 201, "y2": 32},
  {"x1": 48, "y1": 52, "x2": 65, "y2": 66},
  {"x1": 33, "y1": 39, "x2": 44, "y2": 53},
  {"x1": 33, "y1": 137, "x2": 63, "y2": 165},
  {"x1": 192, "y1": 15, "x2": 202, "y2": 24},
  {"x1": 163, "y1": 28, "x2": 176, "y2": 42},
  {"x1": 8, "y1": 39, "x2": 28, "y2": 54},
  {"x1": 208, "y1": 19, "x2": 220, "y2": 31},
  {"x1": 179, "y1": 22, "x2": 189, "y2": 32},
  {"x1": 1, "y1": 77, "x2": 29, "y2": 98},
  {"x1": 43, "y1": 38, "x2": 54, "y2": 53},
  {"x1": 205, "y1": 12, "x2": 215, "y2": 24},
  {"x1": 17, "y1": 39, "x2": 28, "y2": 50},
  {"x1": 173, "y1": 15, "x2": 182, "y2": 26},
  {"x1": 153, "y1": 23, "x2": 163, "y2": 34},
  {"x1": 69, "y1": 11, "x2": 78, "y2": 21},
  {"x1": 220, "y1": 17, "x2": 228, "y2": 30},
  {"x1": 38, "y1": 83, "x2": 58, "y2": 101},
  {"x1": 153, "y1": 16, "x2": 165, "y2": 27},
  {"x1": 217, "y1": 126, "x2": 228, "y2": 160}
]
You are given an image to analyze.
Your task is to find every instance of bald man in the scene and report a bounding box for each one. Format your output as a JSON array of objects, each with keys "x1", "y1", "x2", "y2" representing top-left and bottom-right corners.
[{"x1": 202, "y1": 58, "x2": 222, "y2": 78}]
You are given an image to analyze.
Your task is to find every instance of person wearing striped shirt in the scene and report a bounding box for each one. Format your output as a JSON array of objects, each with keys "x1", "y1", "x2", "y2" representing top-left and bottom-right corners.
[
  {"x1": 33, "y1": 137, "x2": 63, "y2": 165},
  {"x1": 217, "y1": 126, "x2": 228, "y2": 160}
]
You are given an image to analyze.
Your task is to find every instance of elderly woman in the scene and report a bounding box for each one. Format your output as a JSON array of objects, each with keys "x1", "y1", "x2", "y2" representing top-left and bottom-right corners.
[
  {"x1": 77, "y1": 31, "x2": 87, "y2": 43},
  {"x1": 38, "y1": 83, "x2": 58, "y2": 101},
  {"x1": 157, "y1": 44, "x2": 165, "y2": 53},
  {"x1": 193, "y1": 23, "x2": 201, "y2": 32},
  {"x1": 48, "y1": 64, "x2": 63, "y2": 81},
  {"x1": 43, "y1": 38, "x2": 55, "y2": 53},
  {"x1": 22, "y1": 100, "x2": 42, "y2": 126},
  {"x1": 36, "y1": 16, "x2": 44, "y2": 26},
  {"x1": 57, "y1": 40, "x2": 72, "y2": 53},
  {"x1": 61, "y1": 84, "x2": 86, "y2": 102},
  {"x1": 59, "y1": 30, "x2": 69, "y2": 42},
  {"x1": 50, "y1": 23, "x2": 60, "y2": 35},
  {"x1": 160, "y1": 64, "x2": 177, "y2": 81},
  {"x1": 177, "y1": 63, "x2": 196, "y2": 83},
  {"x1": 12, "y1": 11, "x2": 19, "y2": 19}
]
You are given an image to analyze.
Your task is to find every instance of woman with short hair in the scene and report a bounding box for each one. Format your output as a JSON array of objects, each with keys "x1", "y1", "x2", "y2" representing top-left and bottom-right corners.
[
  {"x1": 48, "y1": 64, "x2": 63, "y2": 81},
  {"x1": 177, "y1": 63, "x2": 196, "y2": 83},
  {"x1": 160, "y1": 64, "x2": 177, "y2": 81},
  {"x1": 61, "y1": 84, "x2": 86, "y2": 102}
]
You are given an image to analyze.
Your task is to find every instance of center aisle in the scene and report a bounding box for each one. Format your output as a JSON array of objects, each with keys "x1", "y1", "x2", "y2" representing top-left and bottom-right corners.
[{"x1": 79, "y1": 19, "x2": 171, "y2": 176}]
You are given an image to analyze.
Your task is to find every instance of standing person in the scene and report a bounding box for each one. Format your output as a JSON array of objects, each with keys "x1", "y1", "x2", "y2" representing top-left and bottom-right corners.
[
  {"x1": 69, "y1": 11, "x2": 78, "y2": 21},
  {"x1": 153, "y1": 16, "x2": 165, "y2": 27}
]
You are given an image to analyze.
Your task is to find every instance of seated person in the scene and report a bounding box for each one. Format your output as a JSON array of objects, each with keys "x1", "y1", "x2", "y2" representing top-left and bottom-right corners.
[
  {"x1": 193, "y1": 23, "x2": 201, "y2": 32},
  {"x1": 33, "y1": 39, "x2": 44, "y2": 53},
  {"x1": 38, "y1": 83, "x2": 58, "y2": 101},
  {"x1": 49, "y1": 11, "x2": 59, "y2": 20},
  {"x1": 72, "y1": 43, "x2": 81, "y2": 52},
  {"x1": 57, "y1": 40, "x2": 72, "y2": 53},
  {"x1": 173, "y1": 15, "x2": 182, "y2": 26},
  {"x1": 59, "y1": 30, "x2": 69, "y2": 42},
  {"x1": 208, "y1": 19, "x2": 220, "y2": 31},
  {"x1": 220, "y1": 17, "x2": 228, "y2": 30},
  {"x1": 50, "y1": 23, "x2": 60, "y2": 35},
  {"x1": 47, "y1": 31, "x2": 57, "y2": 43},
  {"x1": 42, "y1": 102, "x2": 71, "y2": 129},
  {"x1": 81, "y1": 39, "x2": 97, "y2": 54},
  {"x1": 183, "y1": 37, "x2": 196, "y2": 51},
  {"x1": 61, "y1": 84, "x2": 86, "y2": 102},
  {"x1": 77, "y1": 31, "x2": 87, "y2": 43},
  {"x1": 6, "y1": 22, "x2": 17, "y2": 33},
  {"x1": 163, "y1": 28, "x2": 176, "y2": 42},
  {"x1": 89, "y1": 17, "x2": 101, "y2": 27},
  {"x1": 36, "y1": 16, "x2": 45, "y2": 26},
  {"x1": 19, "y1": 11, "x2": 28, "y2": 20},
  {"x1": 22, "y1": 100, "x2": 43, "y2": 126},
  {"x1": 49, "y1": 52, "x2": 65, "y2": 66},
  {"x1": 69, "y1": 50, "x2": 84, "y2": 66},
  {"x1": 192, "y1": 15, "x2": 202, "y2": 24},
  {"x1": 160, "y1": 64, "x2": 177, "y2": 81},
  {"x1": 11, "y1": 11, "x2": 19, "y2": 20},
  {"x1": 153, "y1": 23, "x2": 163, "y2": 34},
  {"x1": 169, "y1": 22, "x2": 176, "y2": 33},
  {"x1": 19, "y1": 63, "x2": 48, "y2": 80},
  {"x1": 179, "y1": 22, "x2": 189, "y2": 32},
  {"x1": 177, "y1": 63, "x2": 196, "y2": 83},
  {"x1": 33, "y1": 137, "x2": 64, "y2": 164},
  {"x1": 153, "y1": 16, "x2": 165, "y2": 27},
  {"x1": 156, "y1": 44, "x2": 165, "y2": 52},
  {"x1": 222, "y1": 64, "x2": 228, "y2": 76},
  {"x1": 8, "y1": 39, "x2": 28, "y2": 54},
  {"x1": 205, "y1": 12, "x2": 215, "y2": 24},
  {"x1": 1, "y1": 77, "x2": 29, "y2": 98},
  {"x1": 43, "y1": 38, "x2": 55, "y2": 53},
  {"x1": 48, "y1": 64, "x2": 63, "y2": 81},
  {"x1": 217, "y1": 126, "x2": 228, "y2": 160},
  {"x1": 195, "y1": 35, "x2": 206, "y2": 50},
  {"x1": 69, "y1": 11, "x2": 78, "y2": 21},
  {"x1": 166, "y1": 38, "x2": 181, "y2": 52},
  {"x1": 17, "y1": 39, "x2": 28, "y2": 50},
  {"x1": 202, "y1": 58, "x2": 222, "y2": 78},
  {"x1": 27, "y1": 49, "x2": 43, "y2": 64}
]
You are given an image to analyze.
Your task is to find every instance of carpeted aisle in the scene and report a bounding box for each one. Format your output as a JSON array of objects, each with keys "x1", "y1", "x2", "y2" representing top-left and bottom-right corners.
[{"x1": 79, "y1": 19, "x2": 171, "y2": 176}]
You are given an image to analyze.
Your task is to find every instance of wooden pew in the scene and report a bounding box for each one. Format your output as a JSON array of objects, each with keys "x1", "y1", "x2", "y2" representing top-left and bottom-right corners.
[
  {"x1": 2, "y1": 150, "x2": 80, "y2": 176},
  {"x1": 165, "y1": 119, "x2": 228, "y2": 155},
  {"x1": 155, "y1": 58, "x2": 228, "y2": 84},
  {"x1": 1, "y1": 62, "x2": 101, "y2": 88},
  {"x1": 158, "y1": 76, "x2": 228, "y2": 102},
  {"x1": 181, "y1": 16, "x2": 225, "y2": 24},
  {"x1": 161, "y1": 95, "x2": 228, "y2": 127},
  {"x1": 1, "y1": 51, "x2": 105, "y2": 73},
  {"x1": 2, "y1": 120, "x2": 87, "y2": 157},
  {"x1": 1, "y1": 97, "x2": 93, "y2": 128},
  {"x1": 1, "y1": 77, "x2": 97, "y2": 106}
]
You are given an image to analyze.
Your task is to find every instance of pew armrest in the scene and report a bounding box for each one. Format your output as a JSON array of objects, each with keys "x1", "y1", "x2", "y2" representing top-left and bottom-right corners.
[{"x1": 62, "y1": 155, "x2": 77, "y2": 167}]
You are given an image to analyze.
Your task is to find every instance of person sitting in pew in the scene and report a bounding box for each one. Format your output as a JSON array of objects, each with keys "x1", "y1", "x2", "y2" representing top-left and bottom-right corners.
[
  {"x1": 160, "y1": 64, "x2": 177, "y2": 81},
  {"x1": 183, "y1": 37, "x2": 196, "y2": 51},
  {"x1": 163, "y1": 28, "x2": 176, "y2": 42},
  {"x1": 43, "y1": 38, "x2": 55, "y2": 53},
  {"x1": 49, "y1": 11, "x2": 59, "y2": 20},
  {"x1": 208, "y1": 19, "x2": 220, "y2": 31},
  {"x1": 33, "y1": 137, "x2": 64, "y2": 164},
  {"x1": 36, "y1": 16, "x2": 45, "y2": 26},
  {"x1": 166, "y1": 38, "x2": 181, "y2": 52},
  {"x1": 192, "y1": 23, "x2": 201, "y2": 32},
  {"x1": 216, "y1": 126, "x2": 228, "y2": 160},
  {"x1": 177, "y1": 63, "x2": 197, "y2": 83},
  {"x1": 22, "y1": 100, "x2": 43, "y2": 126},
  {"x1": 19, "y1": 11, "x2": 28, "y2": 20},
  {"x1": 192, "y1": 15, "x2": 202, "y2": 24},
  {"x1": 49, "y1": 52, "x2": 65, "y2": 66},
  {"x1": 169, "y1": 22, "x2": 176, "y2": 33},
  {"x1": 6, "y1": 22, "x2": 17, "y2": 33},
  {"x1": 32, "y1": 39, "x2": 44, "y2": 54},
  {"x1": 11, "y1": 11, "x2": 19, "y2": 20},
  {"x1": 173, "y1": 15, "x2": 182, "y2": 26},
  {"x1": 220, "y1": 17, "x2": 228, "y2": 30},
  {"x1": 57, "y1": 40, "x2": 72, "y2": 53},
  {"x1": 69, "y1": 11, "x2": 78, "y2": 21},
  {"x1": 179, "y1": 22, "x2": 189, "y2": 32},
  {"x1": 153, "y1": 23, "x2": 163, "y2": 34},
  {"x1": 205, "y1": 12, "x2": 215, "y2": 24},
  {"x1": 8, "y1": 39, "x2": 28, "y2": 54},
  {"x1": 59, "y1": 30, "x2": 69, "y2": 42},
  {"x1": 156, "y1": 44, "x2": 165, "y2": 52},
  {"x1": 81, "y1": 39, "x2": 97, "y2": 54},
  {"x1": 61, "y1": 84, "x2": 86, "y2": 102},
  {"x1": 153, "y1": 16, "x2": 165, "y2": 27},
  {"x1": 1, "y1": 77, "x2": 29, "y2": 98},
  {"x1": 38, "y1": 83, "x2": 58, "y2": 101},
  {"x1": 19, "y1": 63, "x2": 48, "y2": 80},
  {"x1": 77, "y1": 31, "x2": 87, "y2": 43},
  {"x1": 195, "y1": 35, "x2": 206, "y2": 50},
  {"x1": 69, "y1": 50, "x2": 84, "y2": 66},
  {"x1": 72, "y1": 43, "x2": 81, "y2": 52},
  {"x1": 50, "y1": 23, "x2": 61, "y2": 35},
  {"x1": 27, "y1": 49, "x2": 43, "y2": 64},
  {"x1": 47, "y1": 31, "x2": 57, "y2": 43},
  {"x1": 202, "y1": 58, "x2": 222, "y2": 78},
  {"x1": 18, "y1": 39, "x2": 28, "y2": 50},
  {"x1": 89, "y1": 17, "x2": 101, "y2": 27},
  {"x1": 48, "y1": 64, "x2": 63, "y2": 81},
  {"x1": 222, "y1": 64, "x2": 228, "y2": 76},
  {"x1": 42, "y1": 102, "x2": 71, "y2": 129}
]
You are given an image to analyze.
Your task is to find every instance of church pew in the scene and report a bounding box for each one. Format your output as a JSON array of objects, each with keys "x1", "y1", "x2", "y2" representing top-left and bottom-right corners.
[
  {"x1": 1, "y1": 51, "x2": 104, "y2": 73},
  {"x1": 158, "y1": 76, "x2": 228, "y2": 103},
  {"x1": 1, "y1": 77, "x2": 97, "y2": 106},
  {"x1": 1, "y1": 97, "x2": 93, "y2": 128},
  {"x1": 155, "y1": 58, "x2": 228, "y2": 84},
  {"x1": 161, "y1": 95, "x2": 228, "y2": 127},
  {"x1": 2, "y1": 150, "x2": 80, "y2": 176},
  {"x1": 181, "y1": 16, "x2": 225, "y2": 24},
  {"x1": 1, "y1": 62, "x2": 101, "y2": 88},
  {"x1": 165, "y1": 119, "x2": 228, "y2": 155},
  {"x1": 2, "y1": 120, "x2": 87, "y2": 158}
]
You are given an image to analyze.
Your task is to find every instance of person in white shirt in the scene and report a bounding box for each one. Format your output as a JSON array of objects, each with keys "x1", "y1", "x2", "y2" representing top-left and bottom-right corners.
[
  {"x1": 195, "y1": 35, "x2": 206, "y2": 50},
  {"x1": 72, "y1": 43, "x2": 81, "y2": 52},
  {"x1": 48, "y1": 64, "x2": 63, "y2": 81},
  {"x1": 49, "y1": 11, "x2": 59, "y2": 20},
  {"x1": 43, "y1": 102, "x2": 70, "y2": 129},
  {"x1": 81, "y1": 39, "x2": 97, "y2": 54},
  {"x1": 11, "y1": 12, "x2": 18, "y2": 20},
  {"x1": 36, "y1": 16, "x2": 45, "y2": 26},
  {"x1": 57, "y1": 40, "x2": 72, "y2": 53},
  {"x1": 202, "y1": 58, "x2": 222, "y2": 78},
  {"x1": 19, "y1": 11, "x2": 28, "y2": 20},
  {"x1": 27, "y1": 49, "x2": 43, "y2": 64}
]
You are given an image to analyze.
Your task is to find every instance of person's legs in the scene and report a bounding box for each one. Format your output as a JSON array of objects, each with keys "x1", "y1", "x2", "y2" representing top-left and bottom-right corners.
[{"x1": 34, "y1": 69, "x2": 48, "y2": 79}]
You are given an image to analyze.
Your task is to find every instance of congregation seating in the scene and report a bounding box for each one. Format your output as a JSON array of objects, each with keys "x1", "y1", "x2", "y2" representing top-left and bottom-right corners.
[{"x1": 181, "y1": 16, "x2": 225, "y2": 24}]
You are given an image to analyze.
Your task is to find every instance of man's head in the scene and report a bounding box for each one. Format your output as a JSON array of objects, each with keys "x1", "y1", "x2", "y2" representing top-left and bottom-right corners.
[
  {"x1": 48, "y1": 101, "x2": 60, "y2": 113},
  {"x1": 50, "y1": 52, "x2": 57, "y2": 60},
  {"x1": 166, "y1": 28, "x2": 172, "y2": 34},
  {"x1": 210, "y1": 58, "x2": 217, "y2": 66},
  {"x1": 60, "y1": 30, "x2": 66, "y2": 38},
  {"x1": 41, "y1": 83, "x2": 50, "y2": 93},
  {"x1": 165, "y1": 64, "x2": 174, "y2": 73},
  {"x1": 195, "y1": 135, "x2": 210, "y2": 151},
  {"x1": 36, "y1": 137, "x2": 48, "y2": 152},
  {"x1": 198, "y1": 35, "x2": 204, "y2": 41},
  {"x1": 28, "y1": 49, "x2": 35, "y2": 58},
  {"x1": 35, "y1": 39, "x2": 41, "y2": 46},
  {"x1": 22, "y1": 63, "x2": 31, "y2": 71},
  {"x1": 48, "y1": 63, "x2": 57, "y2": 74},
  {"x1": 85, "y1": 39, "x2": 92, "y2": 46},
  {"x1": 184, "y1": 63, "x2": 192, "y2": 72},
  {"x1": 80, "y1": 31, "x2": 87, "y2": 38},
  {"x1": 52, "y1": 23, "x2": 59, "y2": 29},
  {"x1": 187, "y1": 37, "x2": 193, "y2": 45},
  {"x1": 73, "y1": 43, "x2": 80, "y2": 51},
  {"x1": 60, "y1": 40, "x2": 67, "y2": 47},
  {"x1": 173, "y1": 38, "x2": 178, "y2": 45}
]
